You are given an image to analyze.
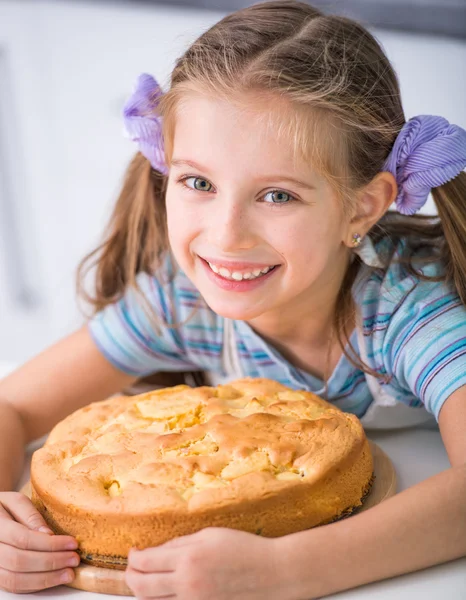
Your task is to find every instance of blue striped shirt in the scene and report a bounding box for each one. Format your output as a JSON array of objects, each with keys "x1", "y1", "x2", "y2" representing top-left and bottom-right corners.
[{"x1": 88, "y1": 238, "x2": 466, "y2": 422}]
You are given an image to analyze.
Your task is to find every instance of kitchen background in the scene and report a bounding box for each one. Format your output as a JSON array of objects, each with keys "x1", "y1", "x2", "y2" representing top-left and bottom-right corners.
[{"x1": 0, "y1": 0, "x2": 465, "y2": 365}]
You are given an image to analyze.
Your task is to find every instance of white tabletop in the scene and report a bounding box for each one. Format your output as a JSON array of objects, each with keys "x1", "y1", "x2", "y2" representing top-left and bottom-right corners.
[{"x1": 1, "y1": 362, "x2": 465, "y2": 599}]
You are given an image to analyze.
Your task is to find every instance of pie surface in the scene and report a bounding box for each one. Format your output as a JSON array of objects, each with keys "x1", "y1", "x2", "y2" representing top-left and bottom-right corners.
[{"x1": 31, "y1": 378, "x2": 373, "y2": 567}]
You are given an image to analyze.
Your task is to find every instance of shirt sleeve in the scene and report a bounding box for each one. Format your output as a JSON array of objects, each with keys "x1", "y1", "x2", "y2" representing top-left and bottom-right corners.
[
  {"x1": 384, "y1": 284, "x2": 466, "y2": 420},
  {"x1": 88, "y1": 272, "x2": 199, "y2": 377}
]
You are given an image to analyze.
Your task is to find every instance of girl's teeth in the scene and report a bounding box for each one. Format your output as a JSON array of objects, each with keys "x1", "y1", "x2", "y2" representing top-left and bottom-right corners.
[{"x1": 207, "y1": 262, "x2": 274, "y2": 281}]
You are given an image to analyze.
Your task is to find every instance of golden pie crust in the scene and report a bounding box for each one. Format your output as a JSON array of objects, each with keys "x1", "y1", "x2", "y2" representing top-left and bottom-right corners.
[{"x1": 31, "y1": 378, "x2": 373, "y2": 569}]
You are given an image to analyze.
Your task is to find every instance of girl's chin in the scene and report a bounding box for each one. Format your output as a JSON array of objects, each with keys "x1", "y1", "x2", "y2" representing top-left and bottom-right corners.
[{"x1": 201, "y1": 297, "x2": 267, "y2": 321}]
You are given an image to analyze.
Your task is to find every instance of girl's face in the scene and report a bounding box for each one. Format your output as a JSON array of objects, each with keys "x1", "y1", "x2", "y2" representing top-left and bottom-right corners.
[{"x1": 165, "y1": 93, "x2": 352, "y2": 322}]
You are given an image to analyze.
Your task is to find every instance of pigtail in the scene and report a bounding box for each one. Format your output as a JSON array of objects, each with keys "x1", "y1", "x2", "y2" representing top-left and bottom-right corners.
[
  {"x1": 431, "y1": 172, "x2": 466, "y2": 305},
  {"x1": 77, "y1": 152, "x2": 168, "y2": 315}
]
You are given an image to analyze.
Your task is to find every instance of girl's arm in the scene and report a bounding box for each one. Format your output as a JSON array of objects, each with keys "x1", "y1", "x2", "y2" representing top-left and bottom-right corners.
[
  {"x1": 0, "y1": 326, "x2": 137, "y2": 491},
  {"x1": 279, "y1": 387, "x2": 466, "y2": 599}
]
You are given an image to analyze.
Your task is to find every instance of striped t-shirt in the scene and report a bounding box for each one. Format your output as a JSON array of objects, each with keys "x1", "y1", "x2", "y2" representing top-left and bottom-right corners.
[{"x1": 88, "y1": 237, "x2": 466, "y2": 423}]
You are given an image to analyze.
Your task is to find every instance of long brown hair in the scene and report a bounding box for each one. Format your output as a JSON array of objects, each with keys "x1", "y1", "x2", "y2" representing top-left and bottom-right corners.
[{"x1": 78, "y1": 0, "x2": 466, "y2": 378}]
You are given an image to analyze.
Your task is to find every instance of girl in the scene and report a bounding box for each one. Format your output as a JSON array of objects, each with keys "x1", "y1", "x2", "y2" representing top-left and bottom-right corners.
[{"x1": 0, "y1": 1, "x2": 465, "y2": 597}]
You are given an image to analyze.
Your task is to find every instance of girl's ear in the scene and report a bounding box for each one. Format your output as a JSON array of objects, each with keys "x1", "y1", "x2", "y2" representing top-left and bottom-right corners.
[{"x1": 346, "y1": 171, "x2": 398, "y2": 244}]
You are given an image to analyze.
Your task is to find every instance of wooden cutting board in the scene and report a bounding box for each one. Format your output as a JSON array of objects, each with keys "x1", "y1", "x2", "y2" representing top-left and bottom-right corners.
[{"x1": 21, "y1": 440, "x2": 396, "y2": 596}]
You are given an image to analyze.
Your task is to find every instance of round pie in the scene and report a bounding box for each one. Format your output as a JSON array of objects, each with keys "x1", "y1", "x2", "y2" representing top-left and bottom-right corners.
[{"x1": 31, "y1": 378, "x2": 373, "y2": 569}]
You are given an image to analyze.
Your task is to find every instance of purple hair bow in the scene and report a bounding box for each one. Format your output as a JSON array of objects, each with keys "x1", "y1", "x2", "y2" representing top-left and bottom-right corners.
[
  {"x1": 384, "y1": 115, "x2": 466, "y2": 215},
  {"x1": 123, "y1": 73, "x2": 168, "y2": 174}
]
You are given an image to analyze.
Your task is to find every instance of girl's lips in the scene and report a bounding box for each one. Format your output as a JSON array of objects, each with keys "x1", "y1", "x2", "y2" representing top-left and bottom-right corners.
[{"x1": 199, "y1": 257, "x2": 279, "y2": 292}]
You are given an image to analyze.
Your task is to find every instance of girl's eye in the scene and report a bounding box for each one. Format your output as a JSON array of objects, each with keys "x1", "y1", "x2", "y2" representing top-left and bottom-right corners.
[
  {"x1": 263, "y1": 190, "x2": 294, "y2": 204},
  {"x1": 184, "y1": 177, "x2": 213, "y2": 192}
]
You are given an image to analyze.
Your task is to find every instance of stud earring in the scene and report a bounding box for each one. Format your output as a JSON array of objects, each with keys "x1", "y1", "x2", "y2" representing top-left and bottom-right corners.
[{"x1": 351, "y1": 233, "x2": 363, "y2": 247}]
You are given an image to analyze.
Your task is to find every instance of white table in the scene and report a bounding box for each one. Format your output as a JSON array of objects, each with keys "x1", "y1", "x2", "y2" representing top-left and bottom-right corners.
[{"x1": 1, "y1": 362, "x2": 465, "y2": 599}]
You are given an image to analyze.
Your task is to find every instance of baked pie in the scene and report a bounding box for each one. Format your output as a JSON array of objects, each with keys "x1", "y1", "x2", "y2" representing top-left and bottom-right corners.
[{"x1": 31, "y1": 378, "x2": 373, "y2": 568}]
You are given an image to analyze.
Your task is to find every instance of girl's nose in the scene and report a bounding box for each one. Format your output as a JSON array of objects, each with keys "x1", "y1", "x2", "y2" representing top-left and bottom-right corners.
[{"x1": 209, "y1": 198, "x2": 256, "y2": 252}]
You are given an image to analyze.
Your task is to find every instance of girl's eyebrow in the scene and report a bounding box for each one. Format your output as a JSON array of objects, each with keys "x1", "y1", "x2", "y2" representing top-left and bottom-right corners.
[
  {"x1": 171, "y1": 158, "x2": 210, "y2": 171},
  {"x1": 171, "y1": 158, "x2": 315, "y2": 190},
  {"x1": 256, "y1": 175, "x2": 316, "y2": 191}
]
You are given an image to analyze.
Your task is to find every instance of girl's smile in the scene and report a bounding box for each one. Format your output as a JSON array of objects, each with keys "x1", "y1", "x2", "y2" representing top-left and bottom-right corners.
[{"x1": 199, "y1": 255, "x2": 281, "y2": 291}]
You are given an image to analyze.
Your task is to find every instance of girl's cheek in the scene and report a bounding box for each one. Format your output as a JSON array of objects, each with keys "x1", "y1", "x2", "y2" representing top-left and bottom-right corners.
[{"x1": 166, "y1": 219, "x2": 195, "y2": 272}]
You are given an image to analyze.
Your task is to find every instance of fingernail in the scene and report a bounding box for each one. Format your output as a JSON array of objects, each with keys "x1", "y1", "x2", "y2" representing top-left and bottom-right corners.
[
  {"x1": 60, "y1": 570, "x2": 74, "y2": 584},
  {"x1": 39, "y1": 526, "x2": 54, "y2": 534},
  {"x1": 65, "y1": 540, "x2": 79, "y2": 550},
  {"x1": 66, "y1": 556, "x2": 80, "y2": 567}
]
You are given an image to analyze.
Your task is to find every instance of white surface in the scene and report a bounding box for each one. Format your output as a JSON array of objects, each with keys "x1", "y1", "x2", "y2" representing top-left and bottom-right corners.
[
  {"x1": 0, "y1": 362, "x2": 17, "y2": 379},
  {"x1": 1, "y1": 362, "x2": 465, "y2": 599}
]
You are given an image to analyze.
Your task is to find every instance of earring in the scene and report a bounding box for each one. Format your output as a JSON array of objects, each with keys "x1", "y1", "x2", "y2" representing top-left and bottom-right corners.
[{"x1": 351, "y1": 233, "x2": 363, "y2": 247}]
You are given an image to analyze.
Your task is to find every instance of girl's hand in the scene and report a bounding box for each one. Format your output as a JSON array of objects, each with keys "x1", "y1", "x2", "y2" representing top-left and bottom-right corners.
[
  {"x1": 0, "y1": 492, "x2": 80, "y2": 593},
  {"x1": 126, "y1": 527, "x2": 294, "y2": 600}
]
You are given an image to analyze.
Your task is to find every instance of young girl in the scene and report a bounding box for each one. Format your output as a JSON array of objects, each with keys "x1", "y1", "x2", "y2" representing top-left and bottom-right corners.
[{"x1": 0, "y1": 0, "x2": 465, "y2": 597}]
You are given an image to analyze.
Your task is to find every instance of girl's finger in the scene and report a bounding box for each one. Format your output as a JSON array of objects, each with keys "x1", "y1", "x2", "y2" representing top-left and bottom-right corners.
[
  {"x1": 128, "y1": 547, "x2": 177, "y2": 573},
  {"x1": 0, "y1": 504, "x2": 12, "y2": 520},
  {"x1": 0, "y1": 492, "x2": 52, "y2": 532},
  {"x1": 0, "y1": 542, "x2": 80, "y2": 572},
  {"x1": 0, "y1": 566, "x2": 75, "y2": 593},
  {"x1": 125, "y1": 566, "x2": 176, "y2": 598},
  {"x1": 0, "y1": 519, "x2": 78, "y2": 552}
]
